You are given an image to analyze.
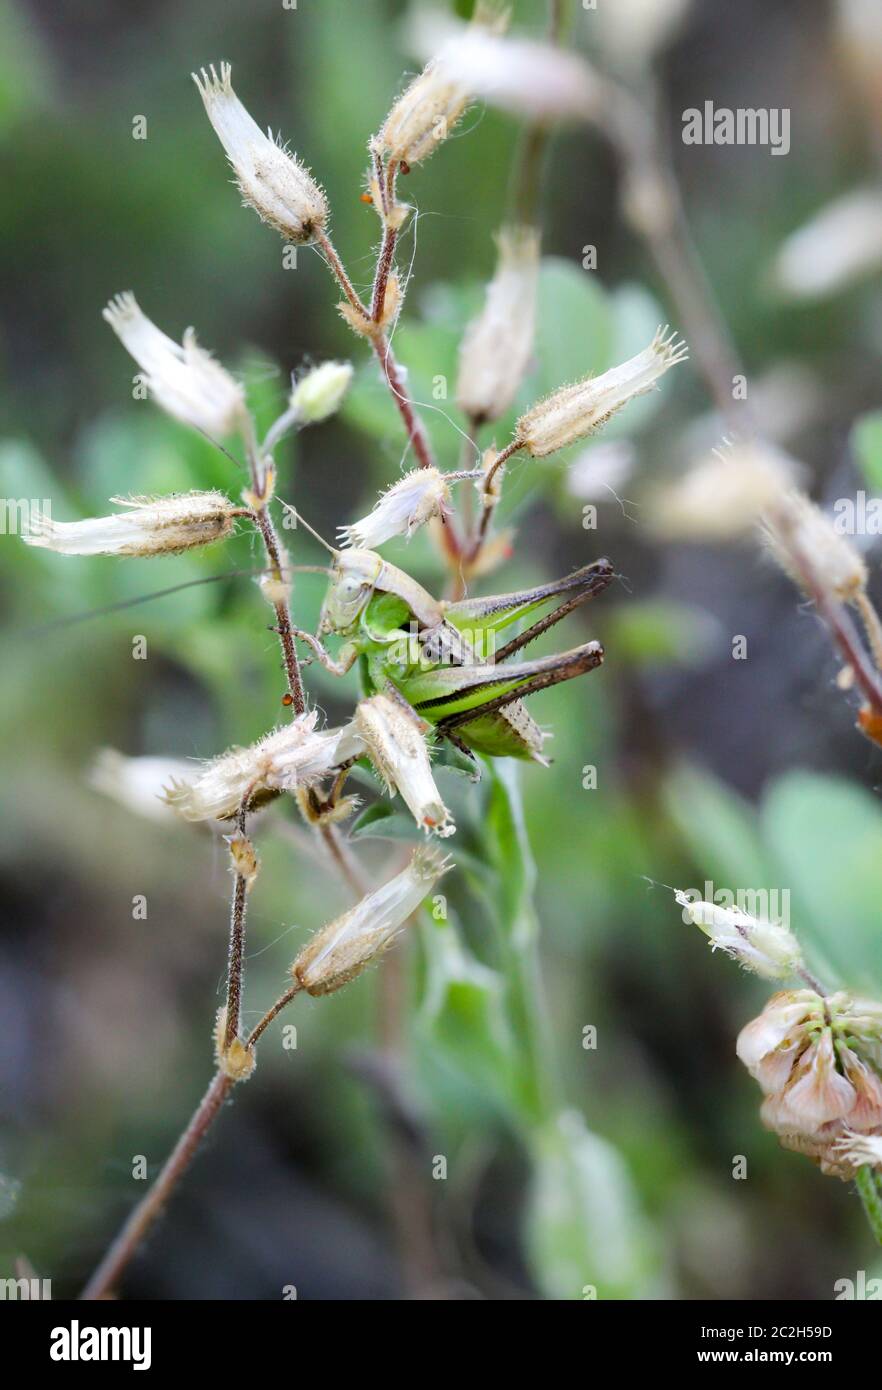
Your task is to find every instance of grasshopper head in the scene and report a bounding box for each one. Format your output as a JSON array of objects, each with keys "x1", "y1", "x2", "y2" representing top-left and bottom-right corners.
[{"x1": 319, "y1": 549, "x2": 384, "y2": 636}]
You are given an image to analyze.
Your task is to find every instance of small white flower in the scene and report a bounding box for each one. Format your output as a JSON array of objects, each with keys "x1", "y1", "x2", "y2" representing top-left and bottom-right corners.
[
  {"x1": 516, "y1": 327, "x2": 688, "y2": 458},
  {"x1": 407, "y1": 10, "x2": 602, "y2": 125},
  {"x1": 163, "y1": 713, "x2": 354, "y2": 822},
  {"x1": 772, "y1": 188, "x2": 882, "y2": 301},
  {"x1": 456, "y1": 225, "x2": 540, "y2": 424},
  {"x1": 193, "y1": 63, "x2": 328, "y2": 242},
  {"x1": 338, "y1": 467, "x2": 451, "y2": 549},
  {"x1": 675, "y1": 890, "x2": 803, "y2": 980},
  {"x1": 353, "y1": 693, "x2": 455, "y2": 837},
  {"x1": 103, "y1": 293, "x2": 246, "y2": 437},
  {"x1": 763, "y1": 491, "x2": 868, "y2": 605},
  {"x1": 23, "y1": 491, "x2": 238, "y2": 558},
  {"x1": 90, "y1": 750, "x2": 196, "y2": 823},
  {"x1": 290, "y1": 361, "x2": 353, "y2": 424},
  {"x1": 593, "y1": 0, "x2": 691, "y2": 72},
  {"x1": 292, "y1": 844, "x2": 452, "y2": 995}
]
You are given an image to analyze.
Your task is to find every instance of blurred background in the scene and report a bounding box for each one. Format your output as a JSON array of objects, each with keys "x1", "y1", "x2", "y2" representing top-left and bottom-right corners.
[{"x1": 2, "y1": 0, "x2": 882, "y2": 1299}]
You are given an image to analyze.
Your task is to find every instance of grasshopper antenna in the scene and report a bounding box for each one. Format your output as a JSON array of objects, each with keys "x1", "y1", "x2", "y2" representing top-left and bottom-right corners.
[{"x1": 278, "y1": 499, "x2": 339, "y2": 557}]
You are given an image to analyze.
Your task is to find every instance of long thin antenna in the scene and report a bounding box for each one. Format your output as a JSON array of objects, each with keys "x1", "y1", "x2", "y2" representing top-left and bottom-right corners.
[
  {"x1": 278, "y1": 499, "x2": 339, "y2": 556},
  {"x1": 16, "y1": 565, "x2": 331, "y2": 639}
]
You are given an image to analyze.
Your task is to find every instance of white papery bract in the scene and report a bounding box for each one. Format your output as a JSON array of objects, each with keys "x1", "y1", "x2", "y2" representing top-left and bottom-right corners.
[
  {"x1": 291, "y1": 844, "x2": 452, "y2": 995},
  {"x1": 457, "y1": 225, "x2": 540, "y2": 425},
  {"x1": 163, "y1": 713, "x2": 356, "y2": 822},
  {"x1": 354, "y1": 693, "x2": 455, "y2": 837},
  {"x1": 763, "y1": 491, "x2": 868, "y2": 605},
  {"x1": 24, "y1": 492, "x2": 238, "y2": 558},
  {"x1": 339, "y1": 467, "x2": 450, "y2": 549},
  {"x1": 675, "y1": 891, "x2": 803, "y2": 980},
  {"x1": 193, "y1": 62, "x2": 328, "y2": 243},
  {"x1": 516, "y1": 328, "x2": 688, "y2": 458},
  {"x1": 103, "y1": 293, "x2": 246, "y2": 437}
]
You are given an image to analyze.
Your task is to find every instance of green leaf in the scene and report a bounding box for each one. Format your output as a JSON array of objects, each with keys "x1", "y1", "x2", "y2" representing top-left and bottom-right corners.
[
  {"x1": 607, "y1": 600, "x2": 722, "y2": 669},
  {"x1": 662, "y1": 762, "x2": 774, "y2": 891},
  {"x1": 349, "y1": 801, "x2": 419, "y2": 842},
  {"x1": 852, "y1": 411, "x2": 882, "y2": 493},
  {"x1": 761, "y1": 771, "x2": 882, "y2": 990},
  {"x1": 526, "y1": 1109, "x2": 658, "y2": 1300}
]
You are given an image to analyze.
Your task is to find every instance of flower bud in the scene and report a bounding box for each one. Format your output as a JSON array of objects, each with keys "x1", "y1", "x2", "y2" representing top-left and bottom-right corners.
[
  {"x1": 515, "y1": 327, "x2": 687, "y2": 458},
  {"x1": 771, "y1": 189, "x2": 882, "y2": 302},
  {"x1": 291, "y1": 844, "x2": 451, "y2": 996},
  {"x1": 651, "y1": 439, "x2": 798, "y2": 541},
  {"x1": 163, "y1": 712, "x2": 353, "y2": 822},
  {"x1": 338, "y1": 467, "x2": 451, "y2": 549},
  {"x1": 763, "y1": 491, "x2": 868, "y2": 605},
  {"x1": 354, "y1": 694, "x2": 455, "y2": 837},
  {"x1": 24, "y1": 492, "x2": 238, "y2": 558},
  {"x1": 675, "y1": 890, "x2": 803, "y2": 979},
  {"x1": 193, "y1": 63, "x2": 328, "y2": 243},
  {"x1": 290, "y1": 361, "x2": 353, "y2": 424},
  {"x1": 103, "y1": 293, "x2": 246, "y2": 437},
  {"x1": 227, "y1": 834, "x2": 259, "y2": 891},
  {"x1": 456, "y1": 225, "x2": 540, "y2": 425}
]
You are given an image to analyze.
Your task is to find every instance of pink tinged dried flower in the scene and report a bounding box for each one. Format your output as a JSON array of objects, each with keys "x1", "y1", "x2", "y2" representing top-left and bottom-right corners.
[
  {"x1": 763, "y1": 1030, "x2": 857, "y2": 1136},
  {"x1": 192, "y1": 63, "x2": 328, "y2": 243},
  {"x1": 103, "y1": 293, "x2": 246, "y2": 437},
  {"x1": 675, "y1": 891, "x2": 803, "y2": 980},
  {"x1": 338, "y1": 467, "x2": 451, "y2": 549},
  {"x1": 407, "y1": 11, "x2": 603, "y2": 125},
  {"x1": 353, "y1": 694, "x2": 455, "y2": 838},
  {"x1": 516, "y1": 327, "x2": 688, "y2": 458},
  {"x1": 291, "y1": 844, "x2": 452, "y2": 996},
  {"x1": 456, "y1": 225, "x2": 540, "y2": 424},
  {"x1": 23, "y1": 492, "x2": 238, "y2": 558},
  {"x1": 736, "y1": 990, "x2": 821, "y2": 1091},
  {"x1": 763, "y1": 491, "x2": 868, "y2": 605},
  {"x1": 162, "y1": 712, "x2": 353, "y2": 822},
  {"x1": 839, "y1": 1047, "x2": 882, "y2": 1130}
]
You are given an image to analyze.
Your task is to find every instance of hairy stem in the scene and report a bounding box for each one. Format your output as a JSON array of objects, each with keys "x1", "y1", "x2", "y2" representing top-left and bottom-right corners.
[
  {"x1": 223, "y1": 798, "x2": 251, "y2": 1052},
  {"x1": 80, "y1": 984, "x2": 302, "y2": 1300},
  {"x1": 855, "y1": 1165, "x2": 882, "y2": 1246}
]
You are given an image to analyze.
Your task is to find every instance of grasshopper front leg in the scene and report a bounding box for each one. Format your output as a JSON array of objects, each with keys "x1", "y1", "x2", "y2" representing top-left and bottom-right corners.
[{"x1": 290, "y1": 627, "x2": 359, "y2": 678}]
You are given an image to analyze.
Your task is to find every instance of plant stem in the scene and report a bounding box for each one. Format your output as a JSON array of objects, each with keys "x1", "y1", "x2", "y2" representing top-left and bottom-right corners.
[
  {"x1": 80, "y1": 985, "x2": 302, "y2": 1300},
  {"x1": 223, "y1": 798, "x2": 251, "y2": 1052},
  {"x1": 855, "y1": 1165, "x2": 882, "y2": 1246},
  {"x1": 80, "y1": 1070, "x2": 233, "y2": 1300},
  {"x1": 251, "y1": 505, "x2": 306, "y2": 714}
]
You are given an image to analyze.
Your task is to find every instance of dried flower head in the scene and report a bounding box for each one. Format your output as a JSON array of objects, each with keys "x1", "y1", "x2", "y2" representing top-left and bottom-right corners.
[
  {"x1": 290, "y1": 361, "x2": 353, "y2": 424},
  {"x1": 407, "y1": 10, "x2": 602, "y2": 124},
  {"x1": 651, "y1": 439, "x2": 799, "y2": 541},
  {"x1": 103, "y1": 293, "x2": 246, "y2": 437},
  {"x1": 763, "y1": 491, "x2": 868, "y2": 605},
  {"x1": 193, "y1": 63, "x2": 328, "y2": 243},
  {"x1": 163, "y1": 712, "x2": 353, "y2": 822},
  {"x1": 24, "y1": 492, "x2": 238, "y2": 558},
  {"x1": 515, "y1": 327, "x2": 688, "y2": 458},
  {"x1": 737, "y1": 990, "x2": 882, "y2": 1177},
  {"x1": 291, "y1": 844, "x2": 452, "y2": 996},
  {"x1": 338, "y1": 467, "x2": 451, "y2": 549},
  {"x1": 456, "y1": 225, "x2": 540, "y2": 425},
  {"x1": 353, "y1": 693, "x2": 455, "y2": 837},
  {"x1": 676, "y1": 891, "x2": 803, "y2": 980}
]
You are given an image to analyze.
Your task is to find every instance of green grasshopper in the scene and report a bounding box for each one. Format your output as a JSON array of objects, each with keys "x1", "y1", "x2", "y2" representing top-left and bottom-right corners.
[{"x1": 290, "y1": 544, "x2": 614, "y2": 763}]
